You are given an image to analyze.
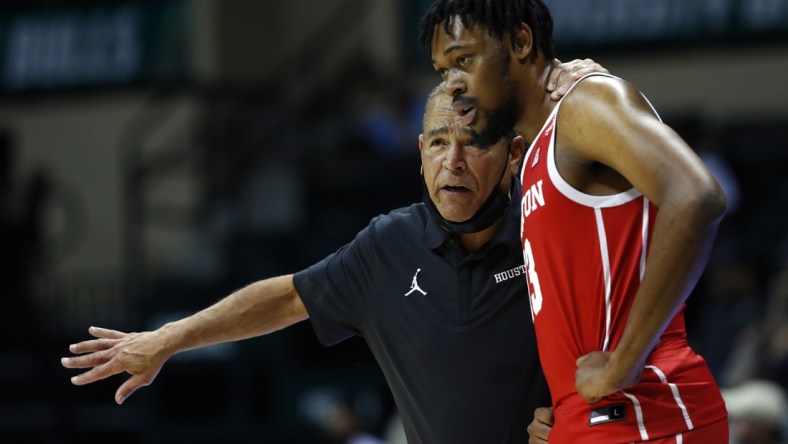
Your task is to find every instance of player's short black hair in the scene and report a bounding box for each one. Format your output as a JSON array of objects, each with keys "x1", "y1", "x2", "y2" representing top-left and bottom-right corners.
[{"x1": 419, "y1": 0, "x2": 555, "y2": 61}]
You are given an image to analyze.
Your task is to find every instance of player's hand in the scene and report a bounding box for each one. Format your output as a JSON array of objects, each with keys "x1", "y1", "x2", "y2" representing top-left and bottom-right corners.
[
  {"x1": 527, "y1": 406, "x2": 554, "y2": 443},
  {"x1": 547, "y1": 58, "x2": 609, "y2": 100},
  {"x1": 61, "y1": 326, "x2": 172, "y2": 405},
  {"x1": 575, "y1": 351, "x2": 642, "y2": 404}
]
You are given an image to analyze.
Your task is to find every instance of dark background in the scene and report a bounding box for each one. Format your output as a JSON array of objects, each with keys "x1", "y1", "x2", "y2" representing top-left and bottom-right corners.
[{"x1": 1, "y1": 0, "x2": 787, "y2": 442}]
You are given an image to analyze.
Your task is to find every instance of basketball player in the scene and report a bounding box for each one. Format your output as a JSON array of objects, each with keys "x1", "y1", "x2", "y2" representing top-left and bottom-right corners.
[
  {"x1": 61, "y1": 60, "x2": 605, "y2": 444},
  {"x1": 421, "y1": 1, "x2": 729, "y2": 442}
]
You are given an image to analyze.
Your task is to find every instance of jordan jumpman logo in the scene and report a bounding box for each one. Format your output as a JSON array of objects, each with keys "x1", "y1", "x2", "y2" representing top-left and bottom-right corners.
[{"x1": 405, "y1": 268, "x2": 427, "y2": 296}]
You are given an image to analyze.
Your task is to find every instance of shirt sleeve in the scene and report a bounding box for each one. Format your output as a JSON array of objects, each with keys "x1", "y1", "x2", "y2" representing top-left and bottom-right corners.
[{"x1": 293, "y1": 217, "x2": 380, "y2": 346}]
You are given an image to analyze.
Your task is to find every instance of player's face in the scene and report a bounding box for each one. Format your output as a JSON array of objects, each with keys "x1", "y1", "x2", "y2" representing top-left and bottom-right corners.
[
  {"x1": 430, "y1": 17, "x2": 519, "y2": 147},
  {"x1": 418, "y1": 94, "x2": 512, "y2": 223}
]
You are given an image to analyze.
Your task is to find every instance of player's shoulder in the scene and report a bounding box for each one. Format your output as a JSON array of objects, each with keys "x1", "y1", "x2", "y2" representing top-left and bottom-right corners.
[
  {"x1": 562, "y1": 74, "x2": 641, "y2": 109},
  {"x1": 558, "y1": 73, "x2": 655, "y2": 129},
  {"x1": 561, "y1": 73, "x2": 644, "y2": 109}
]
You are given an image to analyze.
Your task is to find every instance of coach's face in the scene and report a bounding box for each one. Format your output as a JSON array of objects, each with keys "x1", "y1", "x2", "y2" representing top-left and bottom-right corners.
[
  {"x1": 419, "y1": 94, "x2": 522, "y2": 223},
  {"x1": 430, "y1": 16, "x2": 521, "y2": 148}
]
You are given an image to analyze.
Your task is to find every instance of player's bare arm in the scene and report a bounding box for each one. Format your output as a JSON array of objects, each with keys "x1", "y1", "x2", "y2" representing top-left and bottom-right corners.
[
  {"x1": 556, "y1": 76, "x2": 727, "y2": 402},
  {"x1": 61, "y1": 274, "x2": 308, "y2": 405}
]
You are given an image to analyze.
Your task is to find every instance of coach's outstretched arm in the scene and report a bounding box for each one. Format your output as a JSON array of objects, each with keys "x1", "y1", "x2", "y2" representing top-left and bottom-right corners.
[{"x1": 61, "y1": 274, "x2": 308, "y2": 405}]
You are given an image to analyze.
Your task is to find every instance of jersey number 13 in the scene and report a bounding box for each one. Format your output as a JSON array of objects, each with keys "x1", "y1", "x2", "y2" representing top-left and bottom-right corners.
[{"x1": 523, "y1": 238, "x2": 544, "y2": 318}]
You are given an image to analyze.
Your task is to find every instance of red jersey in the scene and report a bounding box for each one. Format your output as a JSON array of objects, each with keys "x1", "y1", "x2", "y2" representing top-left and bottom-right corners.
[{"x1": 519, "y1": 74, "x2": 727, "y2": 443}]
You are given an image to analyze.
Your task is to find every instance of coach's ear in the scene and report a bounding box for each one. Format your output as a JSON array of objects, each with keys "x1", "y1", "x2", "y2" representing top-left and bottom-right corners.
[
  {"x1": 509, "y1": 135, "x2": 526, "y2": 174},
  {"x1": 418, "y1": 134, "x2": 426, "y2": 175}
]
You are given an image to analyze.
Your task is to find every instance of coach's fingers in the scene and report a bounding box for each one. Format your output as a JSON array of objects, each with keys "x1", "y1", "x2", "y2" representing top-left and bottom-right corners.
[
  {"x1": 115, "y1": 373, "x2": 152, "y2": 405},
  {"x1": 87, "y1": 326, "x2": 129, "y2": 340},
  {"x1": 559, "y1": 58, "x2": 608, "y2": 79},
  {"x1": 547, "y1": 58, "x2": 564, "y2": 92},
  {"x1": 68, "y1": 338, "x2": 119, "y2": 354},
  {"x1": 549, "y1": 58, "x2": 609, "y2": 99},
  {"x1": 61, "y1": 349, "x2": 113, "y2": 369},
  {"x1": 568, "y1": 65, "x2": 608, "y2": 84},
  {"x1": 549, "y1": 71, "x2": 575, "y2": 99},
  {"x1": 69, "y1": 360, "x2": 125, "y2": 385},
  {"x1": 548, "y1": 58, "x2": 587, "y2": 98},
  {"x1": 576, "y1": 64, "x2": 609, "y2": 76}
]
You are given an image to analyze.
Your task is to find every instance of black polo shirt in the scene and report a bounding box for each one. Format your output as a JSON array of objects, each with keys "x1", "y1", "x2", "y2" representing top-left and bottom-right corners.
[{"x1": 293, "y1": 191, "x2": 550, "y2": 444}]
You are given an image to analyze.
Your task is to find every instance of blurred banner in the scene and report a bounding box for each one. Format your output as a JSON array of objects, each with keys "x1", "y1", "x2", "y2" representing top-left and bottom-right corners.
[
  {"x1": 405, "y1": 0, "x2": 788, "y2": 62},
  {"x1": 549, "y1": 0, "x2": 788, "y2": 51},
  {"x1": 0, "y1": 0, "x2": 190, "y2": 94}
]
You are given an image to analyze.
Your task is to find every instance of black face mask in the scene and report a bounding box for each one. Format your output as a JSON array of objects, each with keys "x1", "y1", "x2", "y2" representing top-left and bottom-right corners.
[{"x1": 422, "y1": 154, "x2": 511, "y2": 235}]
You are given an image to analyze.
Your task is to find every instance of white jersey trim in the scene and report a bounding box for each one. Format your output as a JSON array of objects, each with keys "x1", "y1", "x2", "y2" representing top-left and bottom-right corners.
[
  {"x1": 640, "y1": 198, "x2": 651, "y2": 280},
  {"x1": 623, "y1": 390, "x2": 649, "y2": 441},
  {"x1": 521, "y1": 103, "x2": 563, "y2": 178},
  {"x1": 646, "y1": 364, "x2": 695, "y2": 431},
  {"x1": 595, "y1": 208, "x2": 613, "y2": 353}
]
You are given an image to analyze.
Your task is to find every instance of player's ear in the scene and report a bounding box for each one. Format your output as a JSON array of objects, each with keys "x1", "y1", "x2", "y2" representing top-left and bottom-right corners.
[
  {"x1": 418, "y1": 134, "x2": 425, "y2": 154},
  {"x1": 511, "y1": 23, "x2": 534, "y2": 62}
]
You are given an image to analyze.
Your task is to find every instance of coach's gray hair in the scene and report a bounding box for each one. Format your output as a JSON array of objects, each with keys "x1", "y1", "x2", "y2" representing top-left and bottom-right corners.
[{"x1": 422, "y1": 81, "x2": 447, "y2": 132}]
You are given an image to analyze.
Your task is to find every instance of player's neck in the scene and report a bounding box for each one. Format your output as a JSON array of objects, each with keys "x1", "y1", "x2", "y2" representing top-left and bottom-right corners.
[{"x1": 515, "y1": 58, "x2": 556, "y2": 141}]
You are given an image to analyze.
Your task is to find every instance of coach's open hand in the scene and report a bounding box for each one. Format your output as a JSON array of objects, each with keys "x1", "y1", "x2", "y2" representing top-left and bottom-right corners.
[
  {"x1": 547, "y1": 58, "x2": 608, "y2": 100},
  {"x1": 61, "y1": 326, "x2": 172, "y2": 404},
  {"x1": 62, "y1": 275, "x2": 309, "y2": 406}
]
